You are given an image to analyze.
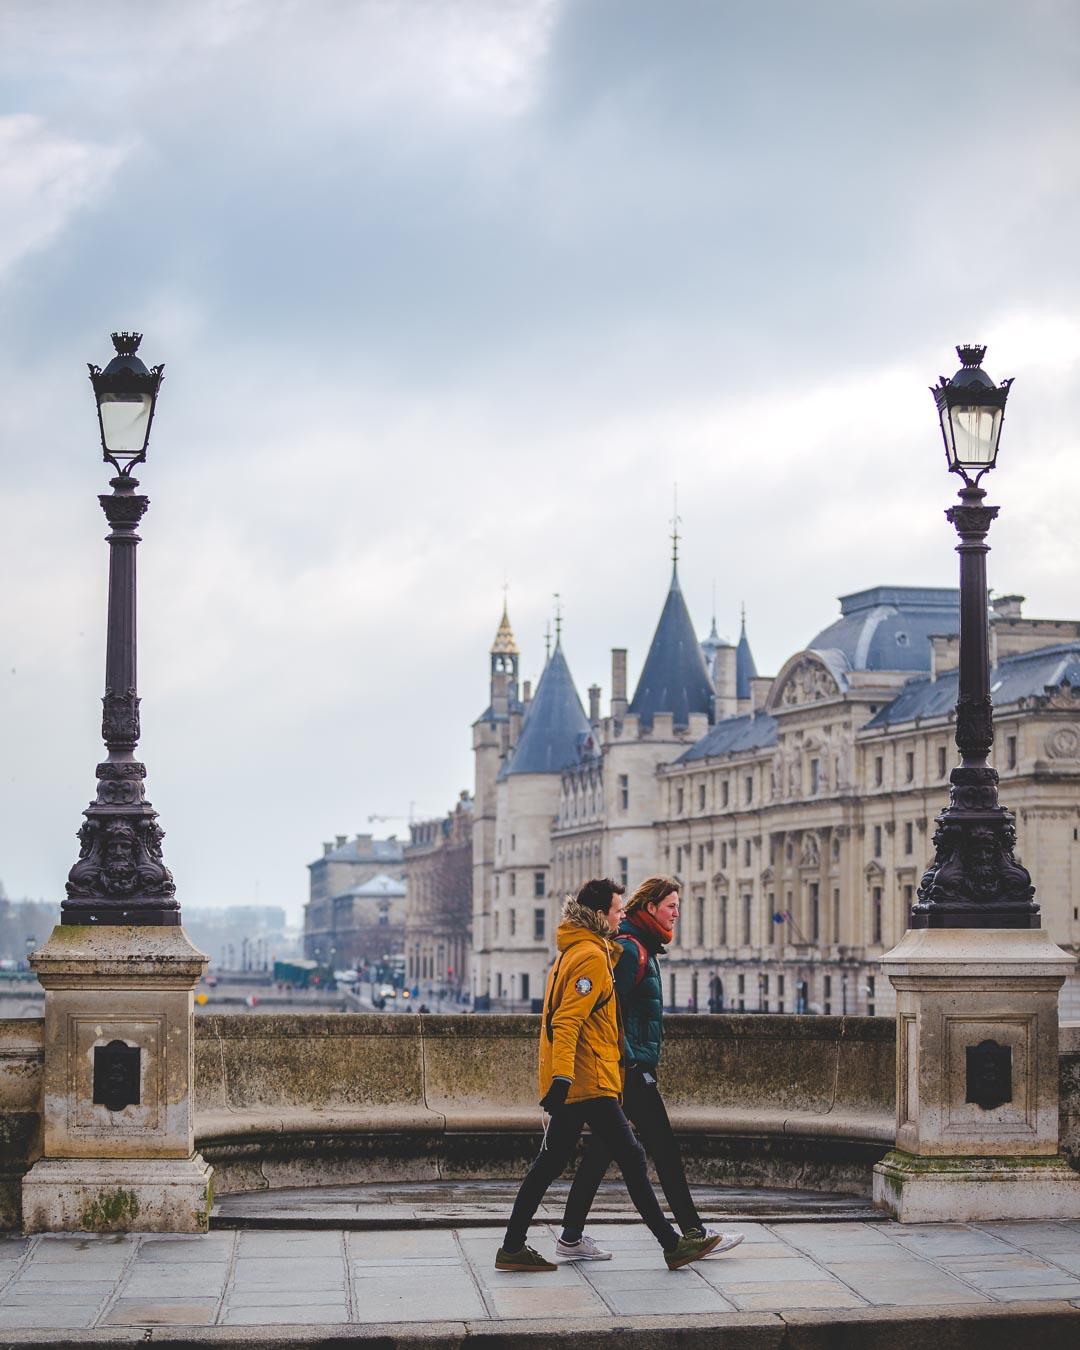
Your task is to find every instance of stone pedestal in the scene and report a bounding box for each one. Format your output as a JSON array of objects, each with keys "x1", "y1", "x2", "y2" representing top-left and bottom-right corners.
[
  {"x1": 873, "y1": 927, "x2": 1080, "y2": 1222},
  {"x1": 21, "y1": 924, "x2": 211, "y2": 1234}
]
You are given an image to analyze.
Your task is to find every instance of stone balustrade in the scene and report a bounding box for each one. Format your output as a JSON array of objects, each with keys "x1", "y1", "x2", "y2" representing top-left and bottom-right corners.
[{"x1": 2, "y1": 1012, "x2": 1077, "y2": 1230}]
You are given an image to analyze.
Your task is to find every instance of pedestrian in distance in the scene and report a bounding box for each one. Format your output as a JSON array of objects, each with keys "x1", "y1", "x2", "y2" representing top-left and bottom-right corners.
[
  {"x1": 495, "y1": 877, "x2": 726, "y2": 1272},
  {"x1": 556, "y1": 876, "x2": 744, "y2": 1262}
]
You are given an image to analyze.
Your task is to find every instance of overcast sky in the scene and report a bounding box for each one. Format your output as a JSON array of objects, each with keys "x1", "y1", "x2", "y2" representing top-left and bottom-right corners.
[{"x1": 2, "y1": 0, "x2": 1078, "y2": 924}]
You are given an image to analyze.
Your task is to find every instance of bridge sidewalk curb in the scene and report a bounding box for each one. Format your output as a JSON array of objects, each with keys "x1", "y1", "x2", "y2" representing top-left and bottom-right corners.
[{"x1": 1, "y1": 1301, "x2": 1080, "y2": 1349}]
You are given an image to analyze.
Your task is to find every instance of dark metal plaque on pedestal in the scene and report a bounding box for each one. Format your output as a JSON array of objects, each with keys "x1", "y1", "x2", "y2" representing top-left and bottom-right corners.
[
  {"x1": 965, "y1": 1039, "x2": 1012, "y2": 1110},
  {"x1": 92, "y1": 1039, "x2": 141, "y2": 1112}
]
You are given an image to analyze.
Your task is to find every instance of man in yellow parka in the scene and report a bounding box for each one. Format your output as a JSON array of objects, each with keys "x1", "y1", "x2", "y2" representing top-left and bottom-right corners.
[{"x1": 496, "y1": 878, "x2": 723, "y2": 1272}]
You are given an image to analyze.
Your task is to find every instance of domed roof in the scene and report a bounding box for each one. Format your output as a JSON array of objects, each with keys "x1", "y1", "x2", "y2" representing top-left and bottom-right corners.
[{"x1": 807, "y1": 586, "x2": 959, "y2": 673}]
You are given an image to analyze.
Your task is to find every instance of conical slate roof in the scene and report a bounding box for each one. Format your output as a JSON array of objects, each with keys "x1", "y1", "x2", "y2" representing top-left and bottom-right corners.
[
  {"x1": 736, "y1": 610, "x2": 758, "y2": 700},
  {"x1": 629, "y1": 567, "x2": 715, "y2": 729},
  {"x1": 501, "y1": 644, "x2": 593, "y2": 777}
]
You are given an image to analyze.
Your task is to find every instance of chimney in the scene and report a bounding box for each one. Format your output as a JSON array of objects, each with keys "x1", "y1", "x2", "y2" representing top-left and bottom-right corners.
[
  {"x1": 523, "y1": 679, "x2": 532, "y2": 705},
  {"x1": 991, "y1": 594, "x2": 1025, "y2": 620},
  {"x1": 750, "y1": 676, "x2": 773, "y2": 713},
  {"x1": 713, "y1": 646, "x2": 737, "y2": 720},
  {"x1": 588, "y1": 684, "x2": 601, "y2": 724},
  {"x1": 611, "y1": 648, "x2": 628, "y2": 718},
  {"x1": 323, "y1": 842, "x2": 333, "y2": 857},
  {"x1": 491, "y1": 669, "x2": 509, "y2": 718},
  {"x1": 335, "y1": 834, "x2": 347, "y2": 849}
]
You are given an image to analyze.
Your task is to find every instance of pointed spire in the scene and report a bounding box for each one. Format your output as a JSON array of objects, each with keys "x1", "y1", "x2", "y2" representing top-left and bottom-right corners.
[
  {"x1": 670, "y1": 483, "x2": 681, "y2": 569},
  {"x1": 736, "y1": 603, "x2": 758, "y2": 700},
  {"x1": 630, "y1": 555, "x2": 714, "y2": 730},
  {"x1": 491, "y1": 594, "x2": 518, "y2": 655}
]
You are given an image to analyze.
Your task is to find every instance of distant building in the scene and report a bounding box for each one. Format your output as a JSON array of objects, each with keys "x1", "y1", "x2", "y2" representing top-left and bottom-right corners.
[
  {"x1": 658, "y1": 590, "x2": 1080, "y2": 1019},
  {"x1": 403, "y1": 792, "x2": 473, "y2": 995},
  {"x1": 471, "y1": 568, "x2": 1080, "y2": 1016},
  {"x1": 303, "y1": 833, "x2": 406, "y2": 969},
  {"x1": 181, "y1": 904, "x2": 295, "y2": 971}
]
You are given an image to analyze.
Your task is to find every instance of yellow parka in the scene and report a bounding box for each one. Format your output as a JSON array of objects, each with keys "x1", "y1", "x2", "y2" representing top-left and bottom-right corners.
[{"x1": 538, "y1": 898, "x2": 625, "y2": 1104}]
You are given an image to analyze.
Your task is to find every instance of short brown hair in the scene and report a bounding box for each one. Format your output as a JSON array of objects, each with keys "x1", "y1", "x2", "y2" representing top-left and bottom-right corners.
[
  {"x1": 625, "y1": 875, "x2": 681, "y2": 916},
  {"x1": 575, "y1": 876, "x2": 626, "y2": 913}
]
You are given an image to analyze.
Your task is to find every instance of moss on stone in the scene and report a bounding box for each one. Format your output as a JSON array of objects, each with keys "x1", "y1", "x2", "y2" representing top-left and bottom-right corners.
[
  {"x1": 80, "y1": 1187, "x2": 140, "y2": 1232},
  {"x1": 879, "y1": 1148, "x2": 1068, "y2": 1176}
]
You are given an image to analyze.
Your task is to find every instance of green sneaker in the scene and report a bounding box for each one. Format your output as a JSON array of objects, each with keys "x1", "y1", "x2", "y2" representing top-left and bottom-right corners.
[
  {"x1": 665, "y1": 1229, "x2": 724, "y2": 1269},
  {"x1": 495, "y1": 1243, "x2": 558, "y2": 1272}
]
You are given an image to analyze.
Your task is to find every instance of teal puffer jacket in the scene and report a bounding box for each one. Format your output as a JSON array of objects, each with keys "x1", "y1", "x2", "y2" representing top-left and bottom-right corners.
[{"x1": 613, "y1": 915, "x2": 665, "y2": 1071}]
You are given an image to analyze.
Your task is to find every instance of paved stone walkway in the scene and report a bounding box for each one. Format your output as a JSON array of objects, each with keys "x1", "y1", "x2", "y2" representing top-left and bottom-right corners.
[
  {"x1": 2, "y1": 1218, "x2": 1080, "y2": 1336},
  {"x1": 215, "y1": 1178, "x2": 877, "y2": 1226}
]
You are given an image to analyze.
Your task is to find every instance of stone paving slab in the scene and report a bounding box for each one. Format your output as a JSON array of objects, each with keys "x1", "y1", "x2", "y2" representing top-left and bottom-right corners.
[{"x1": 1, "y1": 1219, "x2": 1080, "y2": 1342}]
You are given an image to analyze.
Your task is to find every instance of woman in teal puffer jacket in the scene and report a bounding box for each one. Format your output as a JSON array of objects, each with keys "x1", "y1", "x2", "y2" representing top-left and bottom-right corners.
[{"x1": 554, "y1": 876, "x2": 743, "y2": 1263}]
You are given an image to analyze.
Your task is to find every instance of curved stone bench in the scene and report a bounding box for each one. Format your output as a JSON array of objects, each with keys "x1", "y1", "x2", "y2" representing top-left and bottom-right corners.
[{"x1": 193, "y1": 1013, "x2": 897, "y2": 1197}]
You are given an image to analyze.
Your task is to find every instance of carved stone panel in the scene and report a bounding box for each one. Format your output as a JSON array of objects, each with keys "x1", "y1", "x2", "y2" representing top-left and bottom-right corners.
[
  {"x1": 1045, "y1": 724, "x2": 1080, "y2": 760},
  {"x1": 71, "y1": 1016, "x2": 164, "y2": 1136},
  {"x1": 778, "y1": 658, "x2": 840, "y2": 708}
]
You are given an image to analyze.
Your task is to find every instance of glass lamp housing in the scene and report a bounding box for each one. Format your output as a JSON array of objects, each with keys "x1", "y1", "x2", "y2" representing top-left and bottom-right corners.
[
  {"x1": 931, "y1": 344, "x2": 1012, "y2": 483},
  {"x1": 89, "y1": 332, "x2": 164, "y2": 472}
]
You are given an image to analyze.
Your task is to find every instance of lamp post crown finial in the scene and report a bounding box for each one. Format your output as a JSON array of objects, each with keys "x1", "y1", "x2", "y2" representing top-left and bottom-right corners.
[
  {"x1": 957, "y1": 343, "x2": 987, "y2": 368},
  {"x1": 110, "y1": 331, "x2": 143, "y2": 357}
]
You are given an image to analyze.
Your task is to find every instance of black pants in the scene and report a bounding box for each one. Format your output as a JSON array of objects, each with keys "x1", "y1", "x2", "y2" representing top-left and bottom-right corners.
[
  {"x1": 561, "y1": 1072, "x2": 702, "y2": 1241},
  {"x1": 503, "y1": 1096, "x2": 678, "y2": 1253}
]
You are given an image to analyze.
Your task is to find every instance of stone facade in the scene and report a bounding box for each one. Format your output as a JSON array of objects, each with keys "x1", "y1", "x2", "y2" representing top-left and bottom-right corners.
[
  {"x1": 403, "y1": 793, "x2": 473, "y2": 996},
  {"x1": 303, "y1": 833, "x2": 406, "y2": 970},
  {"x1": 471, "y1": 580, "x2": 1080, "y2": 1016}
]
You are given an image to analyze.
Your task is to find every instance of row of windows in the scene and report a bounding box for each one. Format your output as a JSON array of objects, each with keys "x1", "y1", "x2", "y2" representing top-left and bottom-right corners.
[
  {"x1": 675, "y1": 775, "x2": 754, "y2": 816},
  {"x1": 491, "y1": 907, "x2": 547, "y2": 942},
  {"x1": 668, "y1": 733, "x2": 1020, "y2": 819},
  {"x1": 668, "y1": 880, "x2": 910, "y2": 951},
  {"x1": 867, "y1": 735, "x2": 1018, "y2": 788},
  {"x1": 493, "y1": 871, "x2": 547, "y2": 899},
  {"x1": 488, "y1": 971, "x2": 532, "y2": 1001}
]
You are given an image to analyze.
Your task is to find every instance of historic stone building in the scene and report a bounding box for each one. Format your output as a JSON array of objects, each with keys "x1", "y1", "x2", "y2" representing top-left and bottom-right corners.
[
  {"x1": 303, "y1": 833, "x2": 406, "y2": 969},
  {"x1": 657, "y1": 589, "x2": 1080, "y2": 1019},
  {"x1": 471, "y1": 570, "x2": 1080, "y2": 1016},
  {"x1": 471, "y1": 556, "x2": 753, "y2": 1010},
  {"x1": 403, "y1": 792, "x2": 473, "y2": 997}
]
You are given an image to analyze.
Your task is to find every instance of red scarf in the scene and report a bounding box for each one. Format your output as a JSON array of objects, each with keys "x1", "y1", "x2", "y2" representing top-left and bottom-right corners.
[{"x1": 630, "y1": 907, "x2": 674, "y2": 947}]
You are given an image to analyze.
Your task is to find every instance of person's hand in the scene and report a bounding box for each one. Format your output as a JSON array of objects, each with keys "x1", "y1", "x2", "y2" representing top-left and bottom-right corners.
[{"x1": 540, "y1": 1077, "x2": 571, "y2": 1112}]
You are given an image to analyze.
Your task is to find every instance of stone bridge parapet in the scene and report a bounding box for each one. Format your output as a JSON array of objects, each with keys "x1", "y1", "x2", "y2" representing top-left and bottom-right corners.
[{"x1": 3, "y1": 1012, "x2": 1077, "y2": 1229}]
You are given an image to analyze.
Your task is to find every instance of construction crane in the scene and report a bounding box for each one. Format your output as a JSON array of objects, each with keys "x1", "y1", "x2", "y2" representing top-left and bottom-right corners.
[{"x1": 367, "y1": 803, "x2": 417, "y2": 825}]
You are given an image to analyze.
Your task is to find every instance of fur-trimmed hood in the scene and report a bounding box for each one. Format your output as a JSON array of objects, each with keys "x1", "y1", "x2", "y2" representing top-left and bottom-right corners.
[{"x1": 560, "y1": 895, "x2": 615, "y2": 939}]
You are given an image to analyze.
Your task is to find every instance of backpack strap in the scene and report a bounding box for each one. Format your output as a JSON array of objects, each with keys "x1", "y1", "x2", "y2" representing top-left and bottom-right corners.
[
  {"x1": 543, "y1": 952, "x2": 566, "y2": 1044},
  {"x1": 621, "y1": 934, "x2": 650, "y2": 989}
]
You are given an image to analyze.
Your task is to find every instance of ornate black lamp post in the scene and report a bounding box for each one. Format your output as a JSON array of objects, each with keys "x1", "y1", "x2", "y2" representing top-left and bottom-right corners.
[
  {"x1": 911, "y1": 344, "x2": 1039, "y2": 929},
  {"x1": 62, "y1": 332, "x2": 179, "y2": 926}
]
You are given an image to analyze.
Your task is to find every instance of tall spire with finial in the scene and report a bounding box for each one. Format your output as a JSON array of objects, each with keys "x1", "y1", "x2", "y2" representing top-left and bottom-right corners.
[
  {"x1": 735, "y1": 600, "x2": 757, "y2": 700},
  {"x1": 670, "y1": 482, "x2": 681, "y2": 569},
  {"x1": 553, "y1": 592, "x2": 563, "y2": 647},
  {"x1": 543, "y1": 620, "x2": 552, "y2": 663}
]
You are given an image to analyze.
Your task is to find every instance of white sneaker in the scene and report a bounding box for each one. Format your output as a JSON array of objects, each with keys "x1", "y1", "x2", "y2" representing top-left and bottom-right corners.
[
  {"x1": 555, "y1": 1233, "x2": 613, "y2": 1261},
  {"x1": 685, "y1": 1228, "x2": 744, "y2": 1255}
]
